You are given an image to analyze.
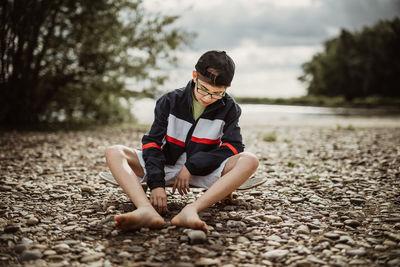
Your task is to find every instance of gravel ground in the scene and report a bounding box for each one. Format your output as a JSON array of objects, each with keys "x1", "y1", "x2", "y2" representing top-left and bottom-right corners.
[{"x1": 1, "y1": 121, "x2": 400, "y2": 266}]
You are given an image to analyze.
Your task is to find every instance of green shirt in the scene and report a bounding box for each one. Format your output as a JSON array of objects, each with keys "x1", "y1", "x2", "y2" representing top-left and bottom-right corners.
[{"x1": 192, "y1": 91, "x2": 206, "y2": 120}]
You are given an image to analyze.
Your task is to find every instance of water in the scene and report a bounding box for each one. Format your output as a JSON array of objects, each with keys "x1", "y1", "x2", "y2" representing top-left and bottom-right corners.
[{"x1": 132, "y1": 98, "x2": 400, "y2": 127}]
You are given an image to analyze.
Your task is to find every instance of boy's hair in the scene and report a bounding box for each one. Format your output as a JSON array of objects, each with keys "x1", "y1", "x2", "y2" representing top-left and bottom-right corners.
[{"x1": 195, "y1": 50, "x2": 235, "y2": 87}]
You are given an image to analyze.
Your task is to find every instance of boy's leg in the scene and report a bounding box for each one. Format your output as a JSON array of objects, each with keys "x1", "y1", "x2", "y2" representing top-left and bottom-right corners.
[
  {"x1": 171, "y1": 152, "x2": 259, "y2": 232},
  {"x1": 105, "y1": 145, "x2": 164, "y2": 230}
]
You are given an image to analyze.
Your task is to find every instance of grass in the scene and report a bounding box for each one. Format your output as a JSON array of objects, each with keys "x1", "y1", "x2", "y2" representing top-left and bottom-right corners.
[
  {"x1": 262, "y1": 132, "x2": 277, "y2": 142},
  {"x1": 336, "y1": 124, "x2": 356, "y2": 131},
  {"x1": 287, "y1": 161, "x2": 297, "y2": 168},
  {"x1": 307, "y1": 175, "x2": 320, "y2": 181}
]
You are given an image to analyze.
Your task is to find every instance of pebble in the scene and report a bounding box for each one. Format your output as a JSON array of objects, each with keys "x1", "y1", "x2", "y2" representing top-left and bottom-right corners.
[
  {"x1": 80, "y1": 252, "x2": 105, "y2": 263},
  {"x1": 324, "y1": 232, "x2": 340, "y2": 240},
  {"x1": 1, "y1": 126, "x2": 400, "y2": 266},
  {"x1": 20, "y1": 249, "x2": 42, "y2": 261},
  {"x1": 188, "y1": 230, "x2": 207, "y2": 245},
  {"x1": 290, "y1": 197, "x2": 305, "y2": 203},
  {"x1": 263, "y1": 215, "x2": 282, "y2": 223},
  {"x1": 118, "y1": 251, "x2": 132, "y2": 258},
  {"x1": 386, "y1": 232, "x2": 400, "y2": 242},
  {"x1": 195, "y1": 258, "x2": 220, "y2": 265},
  {"x1": 296, "y1": 225, "x2": 310, "y2": 234},
  {"x1": 14, "y1": 244, "x2": 29, "y2": 253},
  {"x1": 53, "y1": 243, "x2": 70, "y2": 254},
  {"x1": 350, "y1": 198, "x2": 366, "y2": 205},
  {"x1": 26, "y1": 217, "x2": 39, "y2": 226},
  {"x1": 262, "y1": 249, "x2": 289, "y2": 260},
  {"x1": 43, "y1": 250, "x2": 57, "y2": 256},
  {"x1": 346, "y1": 248, "x2": 366, "y2": 256},
  {"x1": 237, "y1": 236, "x2": 249, "y2": 243},
  {"x1": 21, "y1": 237, "x2": 33, "y2": 244},
  {"x1": 344, "y1": 219, "x2": 361, "y2": 228},
  {"x1": 388, "y1": 258, "x2": 400, "y2": 267},
  {"x1": 4, "y1": 224, "x2": 20, "y2": 233}
]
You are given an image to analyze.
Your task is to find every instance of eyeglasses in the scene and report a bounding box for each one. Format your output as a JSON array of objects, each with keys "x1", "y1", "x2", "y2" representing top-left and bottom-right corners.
[{"x1": 196, "y1": 77, "x2": 226, "y2": 99}]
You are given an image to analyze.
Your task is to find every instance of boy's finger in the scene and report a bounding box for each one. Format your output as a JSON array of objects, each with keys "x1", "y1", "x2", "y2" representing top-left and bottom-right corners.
[
  {"x1": 157, "y1": 198, "x2": 163, "y2": 213},
  {"x1": 162, "y1": 198, "x2": 167, "y2": 213},
  {"x1": 178, "y1": 184, "x2": 183, "y2": 195},
  {"x1": 180, "y1": 181, "x2": 186, "y2": 195},
  {"x1": 182, "y1": 186, "x2": 187, "y2": 195},
  {"x1": 185, "y1": 179, "x2": 190, "y2": 193},
  {"x1": 172, "y1": 181, "x2": 177, "y2": 194}
]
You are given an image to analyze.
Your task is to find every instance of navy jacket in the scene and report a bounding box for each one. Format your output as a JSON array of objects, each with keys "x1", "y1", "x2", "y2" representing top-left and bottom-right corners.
[{"x1": 142, "y1": 80, "x2": 244, "y2": 190}]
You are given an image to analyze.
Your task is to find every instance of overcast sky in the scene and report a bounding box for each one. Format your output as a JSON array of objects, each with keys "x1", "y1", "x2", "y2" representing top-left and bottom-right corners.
[{"x1": 142, "y1": 0, "x2": 399, "y2": 98}]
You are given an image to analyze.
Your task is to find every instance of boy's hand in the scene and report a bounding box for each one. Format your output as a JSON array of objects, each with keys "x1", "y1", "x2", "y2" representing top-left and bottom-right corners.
[
  {"x1": 150, "y1": 187, "x2": 168, "y2": 214},
  {"x1": 172, "y1": 166, "x2": 191, "y2": 195}
]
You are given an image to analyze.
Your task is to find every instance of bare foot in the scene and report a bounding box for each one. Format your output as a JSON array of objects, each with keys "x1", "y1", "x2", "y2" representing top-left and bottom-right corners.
[
  {"x1": 114, "y1": 206, "x2": 165, "y2": 231},
  {"x1": 171, "y1": 204, "x2": 208, "y2": 233}
]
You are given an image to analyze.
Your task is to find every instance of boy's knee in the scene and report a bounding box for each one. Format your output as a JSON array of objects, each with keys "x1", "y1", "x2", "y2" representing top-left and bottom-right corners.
[
  {"x1": 240, "y1": 152, "x2": 259, "y2": 170},
  {"x1": 105, "y1": 145, "x2": 124, "y2": 160}
]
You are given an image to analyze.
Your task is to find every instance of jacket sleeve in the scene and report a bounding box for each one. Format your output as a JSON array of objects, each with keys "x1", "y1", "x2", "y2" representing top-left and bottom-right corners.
[
  {"x1": 141, "y1": 96, "x2": 169, "y2": 190},
  {"x1": 184, "y1": 104, "x2": 244, "y2": 175}
]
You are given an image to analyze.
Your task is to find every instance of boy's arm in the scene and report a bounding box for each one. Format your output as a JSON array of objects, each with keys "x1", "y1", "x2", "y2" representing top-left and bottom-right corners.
[
  {"x1": 184, "y1": 105, "x2": 244, "y2": 176},
  {"x1": 142, "y1": 96, "x2": 169, "y2": 190}
]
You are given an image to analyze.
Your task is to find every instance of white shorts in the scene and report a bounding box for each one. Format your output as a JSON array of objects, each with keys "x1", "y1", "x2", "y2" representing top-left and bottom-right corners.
[{"x1": 135, "y1": 149, "x2": 230, "y2": 189}]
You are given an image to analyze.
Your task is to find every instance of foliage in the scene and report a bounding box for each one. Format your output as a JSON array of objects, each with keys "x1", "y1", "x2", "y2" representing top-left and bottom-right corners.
[
  {"x1": 0, "y1": 0, "x2": 193, "y2": 127},
  {"x1": 298, "y1": 18, "x2": 400, "y2": 100}
]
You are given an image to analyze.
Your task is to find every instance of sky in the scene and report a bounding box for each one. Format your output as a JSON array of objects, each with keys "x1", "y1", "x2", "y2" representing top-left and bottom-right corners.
[{"x1": 141, "y1": 0, "x2": 400, "y2": 98}]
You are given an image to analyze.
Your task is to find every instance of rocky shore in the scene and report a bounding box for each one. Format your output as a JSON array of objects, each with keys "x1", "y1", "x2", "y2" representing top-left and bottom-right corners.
[{"x1": 1, "y1": 122, "x2": 399, "y2": 266}]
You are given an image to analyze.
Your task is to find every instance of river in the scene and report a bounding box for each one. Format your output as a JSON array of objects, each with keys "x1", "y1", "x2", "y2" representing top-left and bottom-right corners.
[{"x1": 132, "y1": 98, "x2": 400, "y2": 128}]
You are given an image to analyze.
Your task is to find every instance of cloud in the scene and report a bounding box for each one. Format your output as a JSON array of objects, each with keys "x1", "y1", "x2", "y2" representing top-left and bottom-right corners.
[{"x1": 142, "y1": 0, "x2": 399, "y2": 97}]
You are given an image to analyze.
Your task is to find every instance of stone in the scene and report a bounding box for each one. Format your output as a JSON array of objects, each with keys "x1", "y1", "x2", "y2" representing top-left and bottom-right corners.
[
  {"x1": 4, "y1": 224, "x2": 20, "y2": 233},
  {"x1": 20, "y1": 249, "x2": 42, "y2": 261},
  {"x1": 262, "y1": 249, "x2": 289, "y2": 260},
  {"x1": 26, "y1": 217, "x2": 39, "y2": 226},
  {"x1": 188, "y1": 230, "x2": 207, "y2": 245},
  {"x1": 80, "y1": 252, "x2": 105, "y2": 263},
  {"x1": 290, "y1": 197, "x2": 305, "y2": 203},
  {"x1": 350, "y1": 198, "x2": 365, "y2": 205},
  {"x1": 263, "y1": 215, "x2": 282, "y2": 223},
  {"x1": 296, "y1": 225, "x2": 310, "y2": 234},
  {"x1": 346, "y1": 248, "x2": 366, "y2": 256},
  {"x1": 384, "y1": 217, "x2": 400, "y2": 223},
  {"x1": 195, "y1": 257, "x2": 220, "y2": 265},
  {"x1": 53, "y1": 243, "x2": 70, "y2": 254},
  {"x1": 386, "y1": 232, "x2": 400, "y2": 242},
  {"x1": 14, "y1": 244, "x2": 29, "y2": 254},
  {"x1": 324, "y1": 232, "x2": 340, "y2": 240},
  {"x1": 388, "y1": 258, "x2": 400, "y2": 267},
  {"x1": 80, "y1": 186, "x2": 94, "y2": 193},
  {"x1": 43, "y1": 250, "x2": 57, "y2": 256},
  {"x1": 118, "y1": 251, "x2": 132, "y2": 258},
  {"x1": 237, "y1": 236, "x2": 249, "y2": 243},
  {"x1": 344, "y1": 219, "x2": 361, "y2": 228},
  {"x1": 226, "y1": 220, "x2": 246, "y2": 228},
  {"x1": 21, "y1": 237, "x2": 33, "y2": 244}
]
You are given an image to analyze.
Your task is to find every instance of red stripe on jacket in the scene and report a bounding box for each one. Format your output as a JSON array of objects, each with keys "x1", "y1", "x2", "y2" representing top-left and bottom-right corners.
[
  {"x1": 221, "y1": 142, "x2": 238, "y2": 155},
  {"x1": 166, "y1": 135, "x2": 185, "y2": 147},
  {"x1": 142, "y1": 142, "x2": 162, "y2": 150},
  {"x1": 191, "y1": 136, "x2": 221, "y2": 145}
]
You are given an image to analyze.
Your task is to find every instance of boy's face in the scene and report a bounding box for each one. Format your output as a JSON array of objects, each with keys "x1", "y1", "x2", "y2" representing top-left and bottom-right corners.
[{"x1": 192, "y1": 70, "x2": 228, "y2": 106}]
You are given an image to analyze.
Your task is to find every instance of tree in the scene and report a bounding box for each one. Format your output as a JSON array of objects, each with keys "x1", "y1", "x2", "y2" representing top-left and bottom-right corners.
[
  {"x1": 299, "y1": 18, "x2": 400, "y2": 100},
  {"x1": 0, "y1": 0, "x2": 193, "y2": 127}
]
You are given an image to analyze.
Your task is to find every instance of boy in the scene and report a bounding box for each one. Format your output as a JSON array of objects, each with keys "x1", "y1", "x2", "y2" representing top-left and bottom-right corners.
[{"x1": 105, "y1": 50, "x2": 259, "y2": 233}]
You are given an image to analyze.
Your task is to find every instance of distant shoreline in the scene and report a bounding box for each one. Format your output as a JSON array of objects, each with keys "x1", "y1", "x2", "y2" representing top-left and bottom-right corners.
[{"x1": 234, "y1": 95, "x2": 400, "y2": 110}]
